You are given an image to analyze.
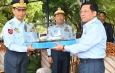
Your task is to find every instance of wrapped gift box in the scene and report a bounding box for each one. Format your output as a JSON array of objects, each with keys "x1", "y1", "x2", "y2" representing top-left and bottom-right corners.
[{"x1": 26, "y1": 40, "x2": 77, "y2": 49}]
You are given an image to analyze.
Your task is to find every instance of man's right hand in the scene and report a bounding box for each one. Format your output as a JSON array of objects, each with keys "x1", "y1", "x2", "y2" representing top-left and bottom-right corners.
[
  {"x1": 48, "y1": 56, "x2": 53, "y2": 64},
  {"x1": 27, "y1": 43, "x2": 35, "y2": 52}
]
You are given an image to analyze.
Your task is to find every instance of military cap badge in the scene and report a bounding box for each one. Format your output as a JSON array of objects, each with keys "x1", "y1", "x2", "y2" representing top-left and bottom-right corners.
[
  {"x1": 54, "y1": 7, "x2": 65, "y2": 15},
  {"x1": 11, "y1": 0, "x2": 28, "y2": 9}
]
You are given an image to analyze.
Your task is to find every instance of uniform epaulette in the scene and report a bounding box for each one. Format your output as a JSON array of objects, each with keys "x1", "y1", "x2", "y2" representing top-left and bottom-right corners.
[
  {"x1": 91, "y1": 22, "x2": 95, "y2": 24},
  {"x1": 49, "y1": 25, "x2": 54, "y2": 29},
  {"x1": 9, "y1": 21, "x2": 13, "y2": 25},
  {"x1": 48, "y1": 25, "x2": 52, "y2": 28},
  {"x1": 86, "y1": 23, "x2": 90, "y2": 26},
  {"x1": 86, "y1": 21, "x2": 95, "y2": 26}
]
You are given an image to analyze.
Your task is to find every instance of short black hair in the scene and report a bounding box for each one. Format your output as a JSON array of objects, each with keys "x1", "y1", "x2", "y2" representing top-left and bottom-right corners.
[
  {"x1": 81, "y1": 2, "x2": 98, "y2": 14},
  {"x1": 99, "y1": 11, "x2": 106, "y2": 16}
]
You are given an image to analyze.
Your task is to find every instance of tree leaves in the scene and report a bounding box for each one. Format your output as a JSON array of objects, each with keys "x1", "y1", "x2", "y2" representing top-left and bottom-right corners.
[{"x1": 25, "y1": 1, "x2": 44, "y2": 23}]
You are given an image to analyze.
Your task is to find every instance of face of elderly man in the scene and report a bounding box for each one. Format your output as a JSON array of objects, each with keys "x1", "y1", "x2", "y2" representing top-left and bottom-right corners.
[{"x1": 80, "y1": 5, "x2": 97, "y2": 22}]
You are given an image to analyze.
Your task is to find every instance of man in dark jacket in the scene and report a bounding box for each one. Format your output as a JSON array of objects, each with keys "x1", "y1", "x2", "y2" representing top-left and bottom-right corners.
[{"x1": 99, "y1": 11, "x2": 114, "y2": 42}]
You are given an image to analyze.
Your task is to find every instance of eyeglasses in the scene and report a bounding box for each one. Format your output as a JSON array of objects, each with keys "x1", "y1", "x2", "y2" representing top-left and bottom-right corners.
[{"x1": 79, "y1": 10, "x2": 93, "y2": 14}]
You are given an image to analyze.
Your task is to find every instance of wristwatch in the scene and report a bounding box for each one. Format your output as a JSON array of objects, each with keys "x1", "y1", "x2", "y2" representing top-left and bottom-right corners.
[
  {"x1": 48, "y1": 55, "x2": 51, "y2": 57},
  {"x1": 62, "y1": 45, "x2": 66, "y2": 52}
]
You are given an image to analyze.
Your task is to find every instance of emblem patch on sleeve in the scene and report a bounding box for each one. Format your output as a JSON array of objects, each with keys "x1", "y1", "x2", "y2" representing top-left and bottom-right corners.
[{"x1": 8, "y1": 29, "x2": 13, "y2": 34}]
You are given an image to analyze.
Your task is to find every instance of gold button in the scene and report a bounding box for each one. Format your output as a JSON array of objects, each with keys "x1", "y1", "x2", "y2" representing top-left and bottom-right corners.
[{"x1": 84, "y1": 60, "x2": 86, "y2": 63}]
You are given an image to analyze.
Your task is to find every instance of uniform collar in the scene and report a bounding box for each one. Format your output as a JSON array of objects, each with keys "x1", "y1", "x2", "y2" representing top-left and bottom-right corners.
[
  {"x1": 14, "y1": 17, "x2": 24, "y2": 25},
  {"x1": 84, "y1": 17, "x2": 97, "y2": 27},
  {"x1": 55, "y1": 23, "x2": 66, "y2": 27}
]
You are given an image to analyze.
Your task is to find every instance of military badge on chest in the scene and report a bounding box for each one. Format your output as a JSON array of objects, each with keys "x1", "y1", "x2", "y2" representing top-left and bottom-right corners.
[
  {"x1": 30, "y1": 27, "x2": 35, "y2": 32},
  {"x1": 24, "y1": 24, "x2": 27, "y2": 32},
  {"x1": 14, "y1": 28, "x2": 20, "y2": 33},
  {"x1": 64, "y1": 27, "x2": 69, "y2": 32}
]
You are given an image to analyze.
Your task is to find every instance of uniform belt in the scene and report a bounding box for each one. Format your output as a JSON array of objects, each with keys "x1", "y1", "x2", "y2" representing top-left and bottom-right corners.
[
  {"x1": 6, "y1": 48, "x2": 26, "y2": 53},
  {"x1": 80, "y1": 58, "x2": 104, "y2": 63}
]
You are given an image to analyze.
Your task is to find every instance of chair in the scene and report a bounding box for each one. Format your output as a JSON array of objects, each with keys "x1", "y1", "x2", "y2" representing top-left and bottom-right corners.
[
  {"x1": 70, "y1": 54, "x2": 80, "y2": 73},
  {"x1": 106, "y1": 42, "x2": 115, "y2": 56},
  {"x1": 0, "y1": 43, "x2": 6, "y2": 73},
  {"x1": 104, "y1": 42, "x2": 115, "y2": 73}
]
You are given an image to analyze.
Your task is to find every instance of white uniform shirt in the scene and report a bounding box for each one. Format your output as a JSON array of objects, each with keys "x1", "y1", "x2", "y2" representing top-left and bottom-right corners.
[
  {"x1": 2, "y1": 17, "x2": 28, "y2": 52},
  {"x1": 65, "y1": 17, "x2": 107, "y2": 58},
  {"x1": 47, "y1": 23, "x2": 74, "y2": 55}
]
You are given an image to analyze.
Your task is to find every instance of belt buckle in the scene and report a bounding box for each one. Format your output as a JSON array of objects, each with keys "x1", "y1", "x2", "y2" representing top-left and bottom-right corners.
[{"x1": 84, "y1": 59, "x2": 86, "y2": 63}]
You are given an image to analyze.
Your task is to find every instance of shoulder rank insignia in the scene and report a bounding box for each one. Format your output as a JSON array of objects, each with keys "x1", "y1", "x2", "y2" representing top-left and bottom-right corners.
[
  {"x1": 30, "y1": 27, "x2": 35, "y2": 32},
  {"x1": 64, "y1": 27, "x2": 69, "y2": 32},
  {"x1": 14, "y1": 28, "x2": 20, "y2": 33},
  {"x1": 9, "y1": 22, "x2": 13, "y2": 25},
  {"x1": 86, "y1": 23, "x2": 90, "y2": 26}
]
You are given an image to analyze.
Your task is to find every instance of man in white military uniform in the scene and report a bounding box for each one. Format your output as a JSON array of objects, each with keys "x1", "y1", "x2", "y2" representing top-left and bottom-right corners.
[
  {"x1": 47, "y1": 7, "x2": 74, "y2": 73},
  {"x1": 2, "y1": 0, "x2": 35, "y2": 73},
  {"x1": 54, "y1": 2, "x2": 106, "y2": 73}
]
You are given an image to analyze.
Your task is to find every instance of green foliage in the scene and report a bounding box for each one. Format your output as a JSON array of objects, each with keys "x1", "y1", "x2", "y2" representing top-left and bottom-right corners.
[
  {"x1": 0, "y1": 0, "x2": 4, "y2": 6},
  {"x1": 36, "y1": 25, "x2": 47, "y2": 33},
  {"x1": 95, "y1": 0, "x2": 115, "y2": 25},
  {"x1": 0, "y1": 1, "x2": 44, "y2": 33},
  {"x1": 0, "y1": 6, "x2": 12, "y2": 31},
  {"x1": 27, "y1": 50, "x2": 41, "y2": 73},
  {"x1": 0, "y1": 12, "x2": 7, "y2": 30},
  {"x1": 25, "y1": 1, "x2": 44, "y2": 23}
]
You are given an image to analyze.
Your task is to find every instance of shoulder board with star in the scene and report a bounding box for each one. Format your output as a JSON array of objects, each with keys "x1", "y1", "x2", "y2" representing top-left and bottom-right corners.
[
  {"x1": 86, "y1": 24, "x2": 90, "y2": 26},
  {"x1": 86, "y1": 21, "x2": 95, "y2": 26}
]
